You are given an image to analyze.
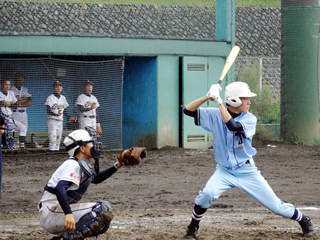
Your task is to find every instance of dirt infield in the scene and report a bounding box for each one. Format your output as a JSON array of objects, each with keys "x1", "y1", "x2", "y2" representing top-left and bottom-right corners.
[{"x1": 0, "y1": 140, "x2": 319, "y2": 239}]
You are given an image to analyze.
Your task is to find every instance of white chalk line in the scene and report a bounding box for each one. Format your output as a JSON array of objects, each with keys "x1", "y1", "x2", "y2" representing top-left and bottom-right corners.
[{"x1": 297, "y1": 207, "x2": 320, "y2": 211}]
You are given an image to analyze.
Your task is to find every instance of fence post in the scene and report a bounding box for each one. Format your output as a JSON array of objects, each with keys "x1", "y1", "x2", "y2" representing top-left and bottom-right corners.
[
  {"x1": 259, "y1": 57, "x2": 263, "y2": 91},
  {"x1": 0, "y1": 133, "x2": 2, "y2": 199}
]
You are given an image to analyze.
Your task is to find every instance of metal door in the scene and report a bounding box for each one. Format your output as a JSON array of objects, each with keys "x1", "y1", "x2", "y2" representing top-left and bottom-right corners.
[{"x1": 182, "y1": 56, "x2": 209, "y2": 148}]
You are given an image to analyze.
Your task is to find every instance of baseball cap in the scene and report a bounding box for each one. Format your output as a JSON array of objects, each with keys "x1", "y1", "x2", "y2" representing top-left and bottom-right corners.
[
  {"x1": 84, "y1": 80, "x2": 93, "y2": 86},
  {"x1": 53, "y1": 81, "x2": 63, "y2": 87}
]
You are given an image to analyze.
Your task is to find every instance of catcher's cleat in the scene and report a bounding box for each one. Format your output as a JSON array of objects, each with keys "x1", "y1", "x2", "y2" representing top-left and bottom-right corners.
[
  {"x1": 299, "y1": 217, "x2": 315, "y2": 237},
  {"x1": 49, "y1": 235, "x2": 62, "y2": 240},
  {"x1": 12, "y1": 142, "x2": 20, "y2": 151},
  {"x1": 183, "y1": 224, "x2": 199, "y2": 239}
]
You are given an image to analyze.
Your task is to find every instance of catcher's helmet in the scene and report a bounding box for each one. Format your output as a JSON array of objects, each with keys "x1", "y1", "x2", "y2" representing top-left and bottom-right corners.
[
  {"x1": 224, "y1": 82, "x2": 256, "y2": 107},
  {"x1": 63, "y1": 129, "x2": 93, "y2": 157}
]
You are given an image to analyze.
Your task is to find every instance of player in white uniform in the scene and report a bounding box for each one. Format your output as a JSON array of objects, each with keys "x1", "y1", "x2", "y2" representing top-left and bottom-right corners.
[
  {"x1": 0, "y1": 79, "x2": 27, "y2": 149},
  {"x1": 45, "y1": 81, "x2": 76, "y2": 152},
  {"x1": 182, "y1": 82, "x2": 315, "y2": 238},
  {"x1": 75, "y1": 81, "x2": 102, "y2": 138},
  {"x1": 10, "y1": 73, "x2": 32, "y2": 134},
  {"x1": 38, "y1": 129, "x2": 127, "y2": 239}
]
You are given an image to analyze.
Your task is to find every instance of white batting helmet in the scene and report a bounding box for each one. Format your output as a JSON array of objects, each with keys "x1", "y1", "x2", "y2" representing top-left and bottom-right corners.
[
  {"x1": 224, "y1": 82, "x2": 257, "y2": 107},
  {"x1": 63, "y1": 129, "x2": 93, "y2": 157}
]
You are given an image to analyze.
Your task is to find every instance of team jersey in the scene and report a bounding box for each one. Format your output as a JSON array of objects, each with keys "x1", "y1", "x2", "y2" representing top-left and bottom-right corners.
[
  {"x1": 0, "y1": 90, "x2": 17, "y2": 115},
  {"x1": 10, "y1": 86, "x2": 32, "y2": 112},
  {"x1": 45, "y1": 94, "x2": 69, "y2": 121},
  {"x1": 199, "y1": 107, "x2": 257, "y2": 169},
  {"x1": 40, "y1": 159, "x2": 82, "y2": 203},
  {"x1": 76, "y1": 94, "x2": 100, "y2": 117}
]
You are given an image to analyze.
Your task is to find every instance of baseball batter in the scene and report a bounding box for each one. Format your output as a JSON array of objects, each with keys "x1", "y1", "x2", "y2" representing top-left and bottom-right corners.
[
  {"x1": 0, "y1": 79, "x2": 27, "y2": 150},
  {"x1": 45, "y1": 81, "x2": 76, "y2": 152},
  {"x1": 75, "y1": 80, "x2": 102, "y2": 138},
  {"x1": 10, "y1": 73, "x2": 32, "y2": 133},
  {"x1": 182, "y1": 82, "x2": 315, "y2": 238}
]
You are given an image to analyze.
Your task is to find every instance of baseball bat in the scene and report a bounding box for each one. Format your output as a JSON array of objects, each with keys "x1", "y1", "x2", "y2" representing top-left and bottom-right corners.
[{"x1": 218, "y1": 45, "x2": 240, "y2": 85}]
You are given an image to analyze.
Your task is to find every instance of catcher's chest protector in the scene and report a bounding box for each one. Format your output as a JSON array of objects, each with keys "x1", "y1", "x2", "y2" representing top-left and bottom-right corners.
[{"x1": 67, "y1": 159, "x2": 94, "y2": 204}]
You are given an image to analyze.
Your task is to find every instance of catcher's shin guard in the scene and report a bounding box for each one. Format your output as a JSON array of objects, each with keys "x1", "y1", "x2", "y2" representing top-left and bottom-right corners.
[{"x1": 62, "y1": 201, "x2": 113, "y2": 240}]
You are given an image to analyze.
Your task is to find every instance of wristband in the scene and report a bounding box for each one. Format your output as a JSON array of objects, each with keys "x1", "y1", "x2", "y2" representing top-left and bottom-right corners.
[{"x1": 114, "y1": 161, "x2": 122, "y2": 170}]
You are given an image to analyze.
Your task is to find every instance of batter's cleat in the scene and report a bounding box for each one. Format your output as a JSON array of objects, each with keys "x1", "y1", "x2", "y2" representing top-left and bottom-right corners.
[
  {"x1": 183, "y1": 224, "x2": 199, "y2": 239},
  {"x1": 299, "y1": 217, "x2": 315, "y2": 237}
]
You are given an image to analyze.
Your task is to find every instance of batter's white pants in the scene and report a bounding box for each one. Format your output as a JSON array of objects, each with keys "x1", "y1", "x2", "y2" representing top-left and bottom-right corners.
[
  {"x1": 79, "y1": 116, "x2": 96, "y2": 130},
  {"x1": 47, "y1": 119, "x2": 63, "y2": 151},
  {"x1": 7, "y1": 118, "x2": 27, "y2": 137},
  {"x1": 195, "y1": 160, "x2": 295, "y2": 218},
  {"x1": 12, "y1": 111, "x2": 28, "y2": 132},
  {"x1": 38, "y1": 201, "x2": 96, "y2": 234}
]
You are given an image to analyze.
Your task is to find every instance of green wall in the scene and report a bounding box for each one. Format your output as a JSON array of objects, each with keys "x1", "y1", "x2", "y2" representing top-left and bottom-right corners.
[
  {"x1": 0, "y1": 36, "x2": 226, "y2": 57},
  {"x1": 157, "y1": 55, "x2": 180, "y2": 148},
  {"x1": 281, "y1": 7, "x2": 320, "y2": 144}
]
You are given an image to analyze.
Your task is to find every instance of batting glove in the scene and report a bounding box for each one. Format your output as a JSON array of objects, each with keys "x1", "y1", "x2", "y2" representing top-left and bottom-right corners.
[{"x1": 206, "y1": 84, "x2": 223, "y2": 105}]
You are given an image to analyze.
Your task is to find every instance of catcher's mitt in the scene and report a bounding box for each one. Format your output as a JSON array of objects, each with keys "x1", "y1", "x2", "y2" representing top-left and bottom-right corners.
[{"x1": 117, "y1": 147, "x2": 147, "y2": 166}]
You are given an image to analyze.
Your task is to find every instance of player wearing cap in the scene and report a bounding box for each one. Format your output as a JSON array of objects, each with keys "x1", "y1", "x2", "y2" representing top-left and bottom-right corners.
[
  {"x1": 45, "y1": 81, "x2": 76, "y2": 152},
  {"x1": 0, "y1": 79, "x2": 27, "y2": 150},
  {"x1": 182, "y1": 82, "x2": 315, "y2": 239},
  {"x1": 75, "y1": 80, "x2": 102, "y2": 138},
  {"x1": 38, "y1": 129, "x2": 128, "y2": 239},
  {"x1": 10, "y1": 73, "x2": 32, "y2": 136}
]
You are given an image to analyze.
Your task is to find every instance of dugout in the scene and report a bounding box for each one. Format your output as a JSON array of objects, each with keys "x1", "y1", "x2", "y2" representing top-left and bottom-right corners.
[{"x1": 0, "y1": 1, "x2": 236, "y2": 150}]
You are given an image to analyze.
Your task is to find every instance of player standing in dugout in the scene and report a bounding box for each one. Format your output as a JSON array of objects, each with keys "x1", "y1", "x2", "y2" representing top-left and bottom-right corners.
[
  {"x1": 0, "y1": 79, "x2": 27, "y2": 150},
  {"x1": 10, "y1": 73, "x2": 32, "y2": 140},
  {"x1": 75, "y1": 80, "x2": 102, "y2": 138},
  {"x1": 45, "y1": 81, "x2": 77, "y2": 152},
  {"x1": 182, "y1": 82, "x2": 315, "y2": 239}
]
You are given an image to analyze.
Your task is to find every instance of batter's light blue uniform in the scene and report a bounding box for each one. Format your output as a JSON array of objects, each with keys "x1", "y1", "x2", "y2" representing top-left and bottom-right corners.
[{"x1": 195, "y1": 107, "x2": 295, "y2": 218}]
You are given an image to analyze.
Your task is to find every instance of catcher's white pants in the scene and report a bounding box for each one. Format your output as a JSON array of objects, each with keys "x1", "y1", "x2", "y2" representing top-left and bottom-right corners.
[
  {"x1": 12, "y1": 111, "x2": 28, "y2": 132},
  {"x1": 79, "y1": 116, "x2": 96, "y2": 130},
  {"x1": 38, "y1": 201, "x2": 96, "y2": 234},
  {"x1": 47, "y1": 119, "x2": 63, "y2": 151},
  {"x1": 7, "y1": 118, "x2": 27, "y2": 137}
]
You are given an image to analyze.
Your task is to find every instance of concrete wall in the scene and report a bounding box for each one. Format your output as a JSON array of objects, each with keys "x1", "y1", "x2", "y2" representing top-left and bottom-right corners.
[{"x1": 0, "y1": 3, "x2": 283, "y2": 93}]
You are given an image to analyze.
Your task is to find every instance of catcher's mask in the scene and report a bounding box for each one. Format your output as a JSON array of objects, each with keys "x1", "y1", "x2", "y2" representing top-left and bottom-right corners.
[
  {"x1": 63, "y1": 129, "x2": 93, "y2": 157},
  {"x1": 84, "y1": 126, "x2": 103, "y2": 173}
]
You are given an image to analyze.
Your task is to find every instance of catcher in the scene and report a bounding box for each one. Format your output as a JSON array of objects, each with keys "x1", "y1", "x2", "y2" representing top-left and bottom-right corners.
[{"x1": 37, "y1": 129, "x2": 146, "y2": 240}]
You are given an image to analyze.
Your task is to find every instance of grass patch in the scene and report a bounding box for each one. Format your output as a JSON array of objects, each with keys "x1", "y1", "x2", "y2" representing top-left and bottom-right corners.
[
  {"x1": 236, "y1": 64, "x2": 280, "y2": 122},
  {"x1": 235, "y1": 64, "x2": 281, "y2": 141}
]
